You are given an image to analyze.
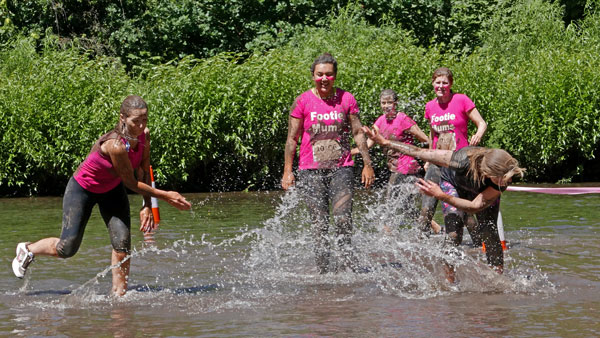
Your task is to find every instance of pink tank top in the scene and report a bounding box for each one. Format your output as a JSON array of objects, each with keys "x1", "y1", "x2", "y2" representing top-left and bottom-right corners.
[{"x1": 74, "y1": 133, "x2": 146, "y2": 193}]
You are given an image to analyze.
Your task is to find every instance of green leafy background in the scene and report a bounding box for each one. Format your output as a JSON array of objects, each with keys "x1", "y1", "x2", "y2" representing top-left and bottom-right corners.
[{"x1": 0, "y1": 0, "x2": 599, "y2": 195}]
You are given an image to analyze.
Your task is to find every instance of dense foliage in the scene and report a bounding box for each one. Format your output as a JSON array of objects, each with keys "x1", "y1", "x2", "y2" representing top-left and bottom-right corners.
[
  {"x1": 0, "y1": 0, "x2": 589, "y2": 70},
  {"x1": 456, "y1": 0, "x2": 600, "y2": 180},
  {"x1": 0, "y1": 0, "x2": 599, "y2": 195}
]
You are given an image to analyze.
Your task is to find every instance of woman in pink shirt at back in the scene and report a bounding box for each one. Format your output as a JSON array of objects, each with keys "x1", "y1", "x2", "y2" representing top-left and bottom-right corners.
[
  {"x1": 352, "y1": 89, "x2": 429, "y2": 228},
  {"x1": 419, "y1": 67, "x2": 487, "y2": 239}
]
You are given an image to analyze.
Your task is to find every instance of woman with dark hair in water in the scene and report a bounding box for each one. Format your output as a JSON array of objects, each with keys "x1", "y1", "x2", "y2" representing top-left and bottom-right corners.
[{"x1": 281, "y1": 53, "x2": 375, "y2": 274}]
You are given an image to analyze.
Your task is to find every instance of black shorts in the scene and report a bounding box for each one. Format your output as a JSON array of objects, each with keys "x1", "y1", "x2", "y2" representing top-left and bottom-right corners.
[{"x1": 56, "y1": 177, "x2": 131, "y2": 258}]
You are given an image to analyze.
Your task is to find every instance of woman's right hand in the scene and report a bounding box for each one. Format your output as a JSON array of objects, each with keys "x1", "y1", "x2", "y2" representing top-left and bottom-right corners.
[
  {"x1": 281, "y1": 172, "x2": 295, "y2": 190},
  {"x1": 416, "y1": 178, "x2": 444, "y2": 199},
  {"x1": 164, "y1": 191, "x2": 192, "y2": 210}
]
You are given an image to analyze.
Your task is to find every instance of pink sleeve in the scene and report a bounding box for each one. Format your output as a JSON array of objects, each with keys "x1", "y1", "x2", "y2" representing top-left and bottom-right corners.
[
  {"x1": 462, "y1": 95, "x2": 476, "y2": 112},
  {"x1": 346, "y1": 93, "x2": 359, "y2": 115},
  {"x1": 403, "y1": 115, "x2": 417, "y2": 128},
  {"x1": 373, "y1": 115, "x2": 384, "y2": 129},
  {"x1": 290, "y1": 94, "x2": 305, "y2": 119},
  {"x1": 424, "y1": 104, "x2": 431, "y2": 121}
]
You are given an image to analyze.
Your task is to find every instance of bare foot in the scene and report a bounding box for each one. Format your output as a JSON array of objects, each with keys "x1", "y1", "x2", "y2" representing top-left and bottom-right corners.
[
  {"x1": 444, "y1": 263, "x2": 456, "y2": 283},
  {"x1": 383, "y1": 225, "x2": 392, "y2": 235},
  {"x1": 431, "y1": 220, "x2": 442, "y2": 234}
]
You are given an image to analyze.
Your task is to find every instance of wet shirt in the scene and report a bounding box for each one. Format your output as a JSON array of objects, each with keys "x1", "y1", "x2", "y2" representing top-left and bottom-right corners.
[
  {"x1": 425, "y1": 93, "x2": 475, "y2": 150},
  {"x1": 74, "y1": 133, "x2": 145, "y2": 193},
  {"x1": 291, "y1": 88, "x2": 358, "y2": 170},
  {"x1": 374, "y1": 113, "x2": 421, "y2": 174},
  {"x1": 441, "y1": 146, "x2": 506, "y2": 195}
]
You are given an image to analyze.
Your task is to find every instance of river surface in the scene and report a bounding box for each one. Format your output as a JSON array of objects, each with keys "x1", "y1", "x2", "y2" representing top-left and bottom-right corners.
[{"x1": 0, "y1": 187, "x2": 598, "y2": 337}]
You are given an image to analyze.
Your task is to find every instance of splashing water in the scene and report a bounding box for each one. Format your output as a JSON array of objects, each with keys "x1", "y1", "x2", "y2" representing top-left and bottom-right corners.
[
  {"x1": 230, "y1": 184, "x2": 555, "y2": 305},
  {"x1": 8, "y1": 187, "x2": 555, "y2": 315}
]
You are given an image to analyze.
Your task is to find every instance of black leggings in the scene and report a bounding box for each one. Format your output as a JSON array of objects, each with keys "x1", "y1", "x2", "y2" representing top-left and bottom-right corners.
[
  {"x1": 419, "y1": 163, "x2": 441, "y2": 231},
  {"x1": 56, "y1": 177, "x2": 131, "y2": 258},
  {"x1": 440, "y1": 182, "x2": 503, "y2": 267},
  {"x1": 298, "y1": 167, "x2": 354, "y2": 273}
]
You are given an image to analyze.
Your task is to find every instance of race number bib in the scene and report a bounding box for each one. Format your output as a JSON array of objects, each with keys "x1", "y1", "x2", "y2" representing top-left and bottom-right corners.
[
  {"x1": 436, "y1": 132, "x2": 457, "y2": 151},
  {"x1": 312, "y1": 139, "x2": 342, "y2": 163}
]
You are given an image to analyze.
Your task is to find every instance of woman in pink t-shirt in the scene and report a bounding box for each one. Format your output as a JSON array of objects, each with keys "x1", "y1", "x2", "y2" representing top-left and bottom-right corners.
[
  {"x1": 420, "y1": 67, "x2": 487, "y2": 237},
  {"x1": 281, "y1": 53, "x2": 375, "y2": 274},
  {"x1": 352, "y1": 89, "x2": 428, "y2": 227},
  {"x1": 11, "y1": 96, "x2": 191, "y2": 296}
]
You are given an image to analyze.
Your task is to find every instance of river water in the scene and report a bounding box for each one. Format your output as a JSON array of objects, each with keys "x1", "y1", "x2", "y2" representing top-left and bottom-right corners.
[{"x1": 0, "y1": 187, "x2": 598, "y2": 337}]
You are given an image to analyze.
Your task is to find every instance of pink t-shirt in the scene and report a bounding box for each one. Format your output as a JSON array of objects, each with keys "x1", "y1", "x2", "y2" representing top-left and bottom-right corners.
[
  {"x1": 425, "y1": 93, "x2": 475, "y2": 150},
  {"x1": 291, "y1": 88, "x2": 358, "y2": 170},
  {"x1": 374, "y1": 113, "x2": 421, "y2": 174},
  {"x1": 74, "y1": 133, "x2": 145, "y2": 193}
]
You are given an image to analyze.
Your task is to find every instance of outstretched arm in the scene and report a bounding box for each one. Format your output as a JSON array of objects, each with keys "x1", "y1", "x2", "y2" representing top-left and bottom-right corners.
[
  {"x1": 362, "y1": 126, "x2": 453, "y2": 168},
  {"x1": 105, "y1": 139, "x2": 191, "y2": 210}
]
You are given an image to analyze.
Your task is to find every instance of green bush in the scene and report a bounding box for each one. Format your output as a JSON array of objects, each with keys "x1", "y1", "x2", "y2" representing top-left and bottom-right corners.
[
  {"x1": 2, "y1": 0, "x2": 600, "y2": 196},
  {"x1": 0, "y1": 36, "x2": 131, "y2": 195},
  {"x1": 455, "y1": 0, "x2": 600, "y2": 181}
]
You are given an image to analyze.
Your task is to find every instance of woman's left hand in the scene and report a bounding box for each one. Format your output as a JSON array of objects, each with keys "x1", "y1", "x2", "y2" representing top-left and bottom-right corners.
[
  {"x1": 416, "y1": 178, "x2": 444, "y2": 198},
  {"x1": 469, "y1": 132, "x2": 483, "y2": 146},
  {"x1": 361, "y1": 164, "x2": 375, "y2": 189},
  {"x1": 139, "y1": 206, "x2": 156, "y2": 232}
]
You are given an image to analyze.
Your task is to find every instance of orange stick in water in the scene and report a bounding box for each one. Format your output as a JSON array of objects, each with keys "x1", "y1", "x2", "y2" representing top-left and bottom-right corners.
[
  {"x1": 149, "y1": 165, "x2": 161, "y2": 225},
  {"x1": 481, "y1": 210, "x2": 507, "y2": 253},
  {"x1": 144, "y1": 166, "x2": 160, "y2": 244}
]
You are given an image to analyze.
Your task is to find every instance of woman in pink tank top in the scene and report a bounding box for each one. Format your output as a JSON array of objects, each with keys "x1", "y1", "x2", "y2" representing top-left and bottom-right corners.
[{"x1": 11, "y1": 95, "x2": 191, "y2": 296}]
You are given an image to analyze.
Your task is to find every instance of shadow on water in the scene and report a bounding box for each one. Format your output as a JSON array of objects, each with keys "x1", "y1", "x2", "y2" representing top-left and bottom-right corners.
[
  {"x1": 128, "y1": 284, "x2": 219, "y2": 294},
  {"x1": 22, "y1": 284, "x2": 219, "y2": 296}
]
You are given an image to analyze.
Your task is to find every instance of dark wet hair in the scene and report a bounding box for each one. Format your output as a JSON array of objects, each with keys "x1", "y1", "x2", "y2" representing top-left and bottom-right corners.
[
  {"x1": 379, "y1": 89, "x2": 398, "y2": 102},
  {"x1": 432, "y1": 67, "x2": 454, "y2": 84},
  {"x1": 120, "y1": 95, "x2": 147, "y2": 118},
  {"x1": 310, "y1": 53, "x2": 337, "y2": 75}
]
